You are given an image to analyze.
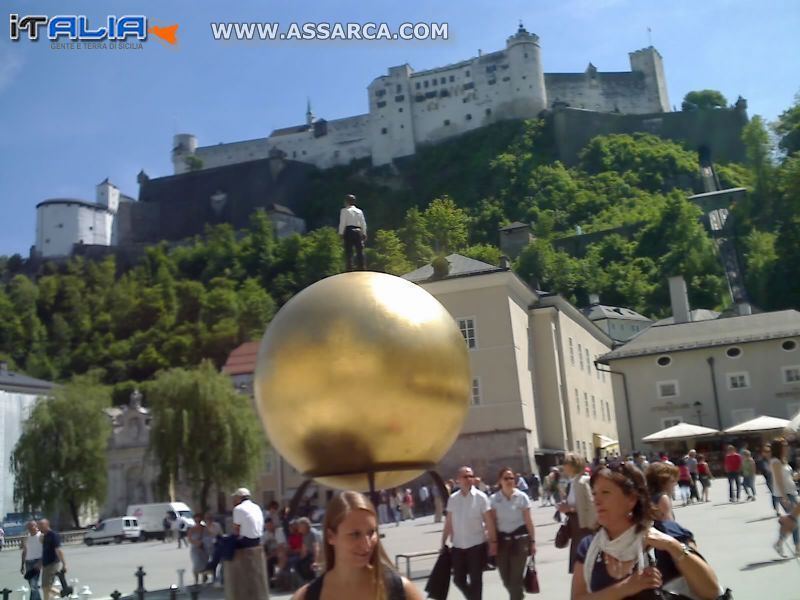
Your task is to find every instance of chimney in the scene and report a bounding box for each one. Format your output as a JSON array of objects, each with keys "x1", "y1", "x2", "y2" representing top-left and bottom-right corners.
[
  {"x1": 499, "y1": 255, "x2": 510, "y2": 269},
  {"x1": 589, "y1": 293, "x2": 600, "y2": 306},
  {"x1": 668, "y1": 276, "x2": 691, "y2": 324}
]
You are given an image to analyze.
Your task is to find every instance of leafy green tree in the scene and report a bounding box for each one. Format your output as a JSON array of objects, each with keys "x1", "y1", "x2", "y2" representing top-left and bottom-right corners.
[
  {"x1": 741, "y1": 115, "x2": 776, "y2": 225},
  {"x1": 422, "y1": 197, "x2": 469, "y2": 254},
  {"x1": 682, "y1": 90, "x2": 728, "y2": 110},
  {"x1": 769, "y1": 215, "x2": 800, "y2": 309},
  {"x1": 775, "y1": 93, "x2": 800, "y2": 156},
  {"x1": 238, "y1": 278, "x2": 276, "y2": 340},
  {"x1": 146, "y1": 361, "x2": 265, "y2": 509},
  {"x1": 742, "y1": 229, "x2": 778, "y2": 308},
  {"x1": 10, "y1": 378, "x2": 110, "y2": 527},
  {"x1": 462, "y1": 244, "x2": 503, "y2": 266},
  {"x1": 366, "y1": 230, "x2": 413, "y2": 275},
  {"x1": 239, "y1": 210, "x2": 276, "y2": 286},
  {"x1": 398, "y1": 207, "x2": 433, "y2": 267}
]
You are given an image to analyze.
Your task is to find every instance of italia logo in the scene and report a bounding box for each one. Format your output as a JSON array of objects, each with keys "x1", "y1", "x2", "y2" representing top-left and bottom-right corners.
[{"x1": 9, "y1": 14, "x2": 178, "y2": 45}]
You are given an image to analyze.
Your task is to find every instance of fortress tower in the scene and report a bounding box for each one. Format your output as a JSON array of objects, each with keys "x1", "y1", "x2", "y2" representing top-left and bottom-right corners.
[
  {"x1": 172, "y1": 133, "x2": 198, "y2": 175},
  {"x1": 502, "y1": 23, "x2": 548, "y2": 118},
  {"x1": 629, "y1": 47, "x2": 670, "y2": 113}
]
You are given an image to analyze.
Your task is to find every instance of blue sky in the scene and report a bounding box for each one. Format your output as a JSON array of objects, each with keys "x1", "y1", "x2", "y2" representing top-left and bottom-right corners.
[{"x1": 1, "y1": 0, "x2": 798, "y2": 257}]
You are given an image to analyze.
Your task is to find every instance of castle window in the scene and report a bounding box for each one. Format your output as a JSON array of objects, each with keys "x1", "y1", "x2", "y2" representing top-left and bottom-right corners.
[
  {"x1": 486, "y1": 65, "x2": 496, "y2": 73},
  {"x1": 377, "y1": 101, "x2": 386, "y2": 108},
  {"x1": 449, "y1": 75, "x2": 455, "y2": 82},
  {"x1": 395, "y1": 95, "x2": 405, "y2": 102},
  {"x1": 415, "y1": 82, "x2": 420, "y2": 90},
  {"x1": 375, "y1": 89, "x2": 386, "y2": 97},
  {"x1": 381, "y1": 128, "x2": 387, "y2": 134},
  {"x1": 425, "y1": 91, "x2": 436, "y2": 99},
  {"x1": 524, "y1": 53, "x2": 528, "y2": 58},
  {"x1": 432, "y1": 79, "x2": 437, "y2": 86},
  {"x1": 462, "y1": 82, "x2": 474, "y2": 90},
  {"x1": 398, "y1": 107, "x2": 403, "y2": 112},
  {"x1": 485, "y1": 108, "x2": 492, "y2": 116},
  {"x1": 501, "y1": 64, "x2": 509, "y2": 70},
  {"x1": 89, "y1": 226, "x2": 94, "y2": 230},
  {"x1": 424, "y1": 80, "x2": 429, "y2": 88},
  {"x1": 400, "y1": 124, "x2": 404, "y2": 129},
  {"x1": 293, "y1": 151, "x2": 297, "y2": 158},
  {"x1": 502, "y1": 76, "x2": 510, "y2": 82},
  {"x1": 444, "y1": 119, "x2": 450, "y2": 126},
  {"x1": 58, "y1": 223, "x2": 63, "y2": 228},
  {"x1": 396, "y1": 84, "x2": 402, "y2": 93},
  {"x1": 415, "y1": 94, "x2": 425, "y2": 102},
  {"x1": 439, "y1": 89, "x2": 449, "y2": 98},
  {"x1": 466, "y1": 114, "x2": 472, "y2": 120},
  {"x1": 45, "y1": 238, "x2": 50, "y2": 244},
  {"x1": 440, "y1": 77, "x2": 446, "y2": 84},
  {"x1": 488, "y1": 79, "x2": 496, "y2": 85},
  {"x1": 522, "y1": 75, "x2": 527, "y2": 79},
  {"x1": 465, "y1": 70, "x2": 470, "y2": 77}
]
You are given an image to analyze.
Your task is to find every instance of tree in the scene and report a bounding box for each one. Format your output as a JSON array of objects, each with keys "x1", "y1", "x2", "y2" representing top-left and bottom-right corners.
[
  {"x1": 422, "y1": 196, "x2": 469, "y2": 254},
  {"x1": 682, "y1": 90, "x2": 728, "y2": 110},
  {"x1": 366, "y1": 230, "x2": 413, "y2": 275},
  {"x1": 741, "y1": 115, "x2": 777, "y2": 226},
  {"x1": 775, "y1": 93, "x2": 800, "y2": 156},
  {"x1": 10, "y1": 378, "x2": 110, "y2": 527},
  {"x1": 146, "y1": 361, "x2": 265, "y2": 509}
]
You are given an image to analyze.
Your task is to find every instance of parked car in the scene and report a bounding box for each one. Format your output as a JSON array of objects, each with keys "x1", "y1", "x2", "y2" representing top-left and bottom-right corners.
[
  {"x1": 126, "y1": 502, "x2": 194, "y2": 540},
  {"x1": 85, "y1": 517, "x2": 141, "y2": 545}
]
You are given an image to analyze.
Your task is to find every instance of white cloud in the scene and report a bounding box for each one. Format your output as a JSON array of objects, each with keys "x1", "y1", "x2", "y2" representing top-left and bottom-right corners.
[{"x1": 0, "y1": 50, "x2": 24, "y2": 93}]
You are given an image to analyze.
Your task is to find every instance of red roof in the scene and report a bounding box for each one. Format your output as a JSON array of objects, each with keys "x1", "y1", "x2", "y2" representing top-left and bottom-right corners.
[{"x1": 222, "y1": 341, "x2": 260, "y2": 376}]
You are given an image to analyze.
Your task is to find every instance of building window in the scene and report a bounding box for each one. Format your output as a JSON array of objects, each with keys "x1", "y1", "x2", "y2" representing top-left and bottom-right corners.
[
  {"x1": 395, "y1": 94, "x2": 405, "y2": 102},
  {"x1": 88, "y1": 226, "x2": 94, "y2": 231},
  {"x1": 463, "y1": 82, "x2": 474, "y2": 91},
  {"x1": 783, "y1": 366, "x2": 800, "y2": 384},
  {"x1": 591, "y1": 395, "x2": 597, "y2": 419},
  {"x1": 444, "y1": 119, "x2": 450, "y2": 126},
  {"x1": 466, "y1": 113, "x2": 472, "y2": 120},
  {"x1": 398, "y1": 107, "x2": 403, "y2": 112},
  {"x1": 415, "y1": 82, "x2": 421, "y2": 90},
  {"x1": 656, "y1": 355, "x2": 672, "y2": 367},
  {"x1": 488, "y1": 79, "x2": 496, "y2": 85},
  {"x1": 375, "y1": 89, "x2": 386, "y2": 97},
  {"x1": 662, "y1": 417, "x2": 683, "y2": 428},
  {"x1": 726, "y1": 346, "x2": 742, "y2": 359},
  {"x1": 424, "y1": 80, "x2": 429, "y2": 88},
  {"x1": 449, "y1": 75, "x2": 455, "y2": 82},
  {"x1": 432, "y1": 79, "x2": 437, "y2": 86},
  {"x1": 381, "y1": 128, "x2": 387, "y2": 134},
  {"x1": 584, "y1": 392, "x2": 589, "y2": 415},
  {"x1": 605, "y1": 400, "x2": 611, "y2": 422},
  {"x1": 727, "y1": 372, "x2": 750, "y2": 390},
  {"x1": 485, "y1": 108, "x2": 492, "y2": 116},
  {"x1": 440, "y1": 77, "x2": 446, "y2": 84},
  {"x1": 458, "y1": 318, "x2": 477, "y2": 349},
  {"x1": 782, "y1": 340, "x2": 797, "y2": 352},
  {"x1": 471, "y1": 377, "x2": 481, "y2": 406},
  {"x1": 575, "y1": 388, "x2": 580, "y2": 414},
  {"x1": 569, "y1": 338, "x2": 575, "y2": 366},
  {"x1": 657, "y1": 380, "x2": 679, "y2": 399},
  {"x1": 377, "y1": 101, "x2": 386, "y2": 108},
  {"x1": 396, "y1": 84, "x2": 402, "y2": 93},
  {"x1": 58, "y1": 223, "x2": 64, "y2": 228},
  {"x1": 465, "y1": 70, "x2": 470, "y2": 77},
  {"x1": 585, "y1": 349, "x2": 591, "y2": 373}
]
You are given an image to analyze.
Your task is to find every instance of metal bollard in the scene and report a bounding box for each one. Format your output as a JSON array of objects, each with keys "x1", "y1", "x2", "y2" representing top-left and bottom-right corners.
[
  {"x1": 169, "y1": 585, "x2": 178, "y2": 600},
  {"x1": 176, "y1": 568, "x2": 186, "y2": 589},
  {"x1": 79, "y1": 585, "x2": 93, "y2": 599},
  {"x1": 69, "y1": 578, "x2": 80, "y2": 599},
  {"x1": 2, "y1": 589, "x2": 12, "y2": 600},
  {"x1": 135, "y1": 566, "x2": 146, "y2": 600},
  {"x1": 16, "y1": 586, "x2": 28, "y2": 600},
  {"x1": 110, "y1": 592, "x2": 122, "y2": 600},
  {"x1": 189, "y1": 586, "x2": 200, "y2": 600}
]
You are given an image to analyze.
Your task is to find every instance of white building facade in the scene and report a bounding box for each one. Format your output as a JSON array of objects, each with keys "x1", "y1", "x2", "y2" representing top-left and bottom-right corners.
[{"x1": 174, "y1": 26, "x2": 669, "y2": 173}]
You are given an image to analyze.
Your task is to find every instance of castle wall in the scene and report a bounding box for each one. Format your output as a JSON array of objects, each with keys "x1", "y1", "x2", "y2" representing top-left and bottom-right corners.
[
  {"x1": 552, "y1": 106, "x2": 748, "y2": 166},
  {"x1": 36, "y1": 202, "x2": 114, "y2": 258},
  {"x1": 545, "y1": 72, "x2": 653, "y2": 113}
]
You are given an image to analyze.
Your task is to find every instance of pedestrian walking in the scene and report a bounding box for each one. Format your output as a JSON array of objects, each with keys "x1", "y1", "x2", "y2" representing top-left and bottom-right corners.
[
  {"x1": 557, "y1": 454, "x2": 597, "y2": 574},
  {"x1": 676, "y1": 459, "x2": 693, "y2": 506},
  {"x1": 758, "y1": 444, "x2": 781, "y2": 515},
  {"x1": 769, "y1": 438, "x2": 799, "y2": 557},
  {"x1": 686, "y1": 449, "x2": 700, "y2": 502},
  {"x1": 20, "y1": 520, "x2": 42, "y2": 600},
  {"x1": 39, "y1": 519, "x2": 68, "y2": 600},
  {"x1": 742, "y1": 449, "x2": 757, "y2": 501},
  {"x1": 441, "y1": 466, "x2": 497, "y2": 600},
  {"x1": 724, "y1": 445, "x2": 743, "y2": 502},
  {"x1": 528, "y1": 473, "x2": 541, "y2": 502},
  {"x1": 697, "y1": 454, "x2": 712, "y2": 503},
  {"x1": 489, "y1": 467, "x2": 536, "y2": 600},
  {"x1": 432, "y1": 484, "x2": 445, "y2": 524}
]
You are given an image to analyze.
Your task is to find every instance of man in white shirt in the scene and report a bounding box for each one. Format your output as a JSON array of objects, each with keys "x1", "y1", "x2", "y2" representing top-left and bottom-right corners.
[
  {"x1": 441, "y1": 466, "x2": 497, "y2": 600},
  {"x1": 338, "y1": 194, "x2": 367, "y2": 271},
  {"x1": 21, "y1": 520, "x2": 43, "y2": 600},
  {"x1": 227, "y1": 487, "x2": 269, "y2": 599}
]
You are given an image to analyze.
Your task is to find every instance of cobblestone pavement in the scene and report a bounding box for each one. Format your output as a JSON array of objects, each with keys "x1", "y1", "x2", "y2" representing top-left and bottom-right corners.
[{"x1": 1, "y1": 478, "x2": 798, "y2": 598}]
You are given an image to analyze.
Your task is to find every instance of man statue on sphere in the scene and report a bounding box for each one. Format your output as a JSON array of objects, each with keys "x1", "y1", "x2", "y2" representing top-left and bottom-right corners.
[{"x1": 338, "y1": 194, "x2": 367, "y2": 271}]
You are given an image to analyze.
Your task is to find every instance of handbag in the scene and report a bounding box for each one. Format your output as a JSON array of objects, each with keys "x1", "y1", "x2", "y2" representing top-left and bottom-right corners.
[
  {"x1": 524, "y1": 556, "x2": 540, "y2": 594},
  {"x1": 554, "y1": 516, "x2": 570, "y2": 549}
]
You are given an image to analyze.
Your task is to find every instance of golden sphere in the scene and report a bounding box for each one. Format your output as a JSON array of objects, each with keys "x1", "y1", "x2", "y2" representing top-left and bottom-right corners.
[{"x1": 254, "y1": 272, "x2": 471, "y2": 491}]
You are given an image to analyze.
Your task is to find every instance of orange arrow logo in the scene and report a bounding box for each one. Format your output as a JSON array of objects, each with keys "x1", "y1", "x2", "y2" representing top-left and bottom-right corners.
[{"x1": 149, "y1": 24, "x2": 178, "y2": 45}]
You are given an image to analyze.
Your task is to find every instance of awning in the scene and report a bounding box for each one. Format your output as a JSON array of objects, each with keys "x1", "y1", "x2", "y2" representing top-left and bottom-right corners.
[
  {"x1": 593, "y1": 434, "x2": 619, "y2": 449},
  {"x1": 788, "y1": 410, "x2": 800, "y2": 433},
  {"x1": 724, "y1": 415, "x2": 790, "y2": 434},
  {"x1": 642, "y1": 423, "x2": 719, "y2": 443}
]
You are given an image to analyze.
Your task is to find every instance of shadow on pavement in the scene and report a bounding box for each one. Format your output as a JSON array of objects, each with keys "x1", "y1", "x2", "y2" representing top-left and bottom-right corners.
[
  {"x1": 741, "y1": 557, "x2": 797, "y2": 571},
  {"x1": 745, "y1": 515, "x2": 778, "y2": 524}
]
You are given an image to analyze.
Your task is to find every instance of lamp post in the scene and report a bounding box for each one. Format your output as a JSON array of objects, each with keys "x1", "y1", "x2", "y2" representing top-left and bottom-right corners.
[{"x1": 693, "y1": 401, "x2": 703, "y2": 426}]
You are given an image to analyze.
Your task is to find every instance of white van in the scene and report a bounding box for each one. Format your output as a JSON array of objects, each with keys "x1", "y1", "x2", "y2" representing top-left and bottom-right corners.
[
  {"x1": 85, "y1": 517, "x2": 141, "y2": 545},
  {"x1": 126, "y1": 502, "x2": 195, "y2": 540}
]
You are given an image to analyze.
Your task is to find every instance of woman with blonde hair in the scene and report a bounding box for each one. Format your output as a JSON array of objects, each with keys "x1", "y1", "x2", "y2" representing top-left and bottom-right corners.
[
  {"x1": 558, "y1": 453, "x2": 597, "y2": 574},
  {"x1": 292, "y1": 491, "x2": 423, "y2": 600}
]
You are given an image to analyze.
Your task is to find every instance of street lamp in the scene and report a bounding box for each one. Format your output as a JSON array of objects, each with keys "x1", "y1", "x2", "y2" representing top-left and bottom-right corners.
[{"x1": 693, "y1": 401, "x2": 703, "y2": 426}]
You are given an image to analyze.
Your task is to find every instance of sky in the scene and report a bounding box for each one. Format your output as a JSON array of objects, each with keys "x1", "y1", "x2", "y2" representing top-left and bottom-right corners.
[{"x1": 1, "y1": 0, "x2": 798, "y2": 257}]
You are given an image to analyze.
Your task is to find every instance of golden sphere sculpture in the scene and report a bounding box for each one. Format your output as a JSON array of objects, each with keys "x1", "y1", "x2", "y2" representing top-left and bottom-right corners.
[{"x1": 254, "y1": 271, "x2": 471, "y2": 491}]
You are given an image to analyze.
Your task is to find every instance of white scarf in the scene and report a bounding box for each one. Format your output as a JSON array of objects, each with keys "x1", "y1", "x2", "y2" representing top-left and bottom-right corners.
[{"x1": 583, "y1": 525, "x2": 647, "y2": 592}]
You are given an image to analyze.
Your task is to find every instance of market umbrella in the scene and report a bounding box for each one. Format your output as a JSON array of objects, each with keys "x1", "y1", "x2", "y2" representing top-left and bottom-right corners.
[
  {"x1": 642, "y1": 423, "x2": 719, "y2": 443},
  {"x1": 724, "y1": 415, "x2": 790, "y2": 434},
  {"x1": 787, "y1": 410, "x2": 800, "y2": 433}
]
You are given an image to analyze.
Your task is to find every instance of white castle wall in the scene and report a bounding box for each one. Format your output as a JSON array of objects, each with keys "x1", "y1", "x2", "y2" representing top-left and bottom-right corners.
[
  {"x1": 173, "y1": 30, "x2": 669, "y2": 173},
  {"x1": 36, "y1": 201, "x2": 114, "y2": 258}
]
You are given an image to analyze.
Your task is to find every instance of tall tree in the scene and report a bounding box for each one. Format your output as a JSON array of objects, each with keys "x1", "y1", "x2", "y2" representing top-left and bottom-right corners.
[
  {"x1": 10, "y1": 378, "x2": 110, "y2": 527},
  {"x1": 146, "y1": 361, "x2": 265, "y2": 509}
]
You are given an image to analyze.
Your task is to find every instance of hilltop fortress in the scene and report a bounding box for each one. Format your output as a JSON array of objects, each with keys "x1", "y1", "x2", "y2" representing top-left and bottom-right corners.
[
  {"x1": 33, "y1": 25, "x2": 747, "y2": 260},
  {"x1": 172, "y1": 24, "x2": 670, "y2": 174}
]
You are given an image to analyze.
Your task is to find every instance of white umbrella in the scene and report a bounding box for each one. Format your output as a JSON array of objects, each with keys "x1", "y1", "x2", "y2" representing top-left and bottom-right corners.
[
  {"x1": 724, "y1": 415, "x2": 790, "y2": 434},
  {"x1": 642, "y1": 423, "x2": 719, "y2": 443},
  {"x1": 788, "y1": 410, "x2": 800, "y2": 433}
]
